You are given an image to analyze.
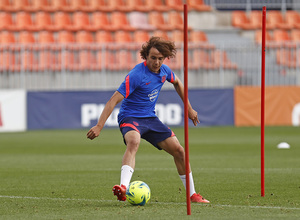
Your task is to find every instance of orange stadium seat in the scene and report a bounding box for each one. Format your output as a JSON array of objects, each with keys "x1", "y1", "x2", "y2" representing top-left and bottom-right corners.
[
  {"x1": 115, "y1": 31, "x2": 132, "y2": 43},
  {"x1": 192, "y1": 50, "x2": 218, "y2": 70},
  {"x1": 87, "y1": 0, "x2": 116, "y2": 12},
  {"x1": 0, "y1": 12, "x2": 14, "y2": 31},
  {"x1": 144, "y1": 0, "x2": 170, "y2": 12},
  {"x1": 35, "y1": 12, "x2": 53, "y2": 31},
  {"x1": 3, "y1": 0, "x2": 29, "y2": 12},
  {"x1": 168, "y1": 11, "x2": 192, "y2": 31},
  {"x1": 115, "y1": 50, "x2": 135, "y2": 70},
  {"x1": 232, "y1": 11, "x2": 260, "y2": 30},
  {"x1": 0, "y1": 0, "x2": 10, "y2": 11},
  {"x1": 291, "y1": 29, "x2": 300, "y2": 42},
  {"x1": 24, "y1": 0, "x2": 49, "y2": 12},
  {"x1": 267, "y1": 11, "x2": 291, "y2": 30},
  {"x1": 273, "y1": 29, "x2": 290, "y2": 42},
  {"x1": 58, "y1": 31, "x2": 75, "y2": 43},
  {"x1": 148, "y1": 12, "x2": 174, "y2": 31},
  {"x1": 96, "y1": 31, "x2": 114, "y2": 43},
  {"x1": 126, "y1": 0, "x2": 152, "y2": 12},
  {"x1": 96, "y1": 50, "x2": 117, "y2": 71},
  {"x1": 187, "y1": 0, "x2": 212, "y2": 11},
  {"x1": 76, "y1": 31, "x2": 96, "y2": 71},
  {"x1": 72, "y1": 12, "x2": 97, "y2": 32},
  {"x1": 152, "y1": 30, "x2": 169, "y2": 40},
  {"x1": 276, "y1": 49, "x2": 299, "y2": 68},
  {"x1": 189, "y1": 31, "x2": 215, "y2": 49},
  {"x1": 18, "y1": 31, "x2": 37, "y2": 71},
  {"x1": 106, "y1": 0, "x2": 132, "y2": 12},
  {"x1": 167, "y1": 49, "x2": 182, "y2": 70},
  {"x1": 0, "y1": 32, "x2": 16, "y2": 71},
  {"x1": 166, "y1": 0, "x2": 184, "y2": 11},
  {"x1": 133, "y1": 30, "x2": 150, "y2": 43},
  {"x1": 38, "y1": 31, "x2": 55, "y2": 43},
  {"x1": 247, "y1": 11, "x2": 262, "y2": 29},
  {"x1": 0, "y1": 31, "x2": 16, "y2": 44},
  {"x1": 255, "y1": 30, "x2": 274, "y2": 47},
  {"x1": 76, "y1": 31, "x2": 94, "y2": 43},
  {"x1": 15, "y1": 12, "x2": 37, "y2": 31},
  {"x1": 68, "y1": 0, "x2": 87, "y2": 11},
  {"x1": 284, "y1": 11, "x2": 300, "y2": 29},
  {"x1": 91, "y1": 12, "x2": 117, "y2": 31},
  {"x1": 111, "y1": 12, "x2": 136, "y2": 32},
  {"x1": 211, "y1": 50, "x2": 237, "y2": 70},
  {"x1": 38, "y1": 31, "x2": 56, "y2": 71},
  {"x1": 57, "y1": 31, "x2": 76, "y2": 71},
  {"x1": 170, "y1": 30, "x2": 183, "y2": 42},
  {"x1": 52, "y1": 12, "x2": 73, "y2": 31},
  {"x1": 18, "y1": 31, "x2": 35, "y2": 44}
]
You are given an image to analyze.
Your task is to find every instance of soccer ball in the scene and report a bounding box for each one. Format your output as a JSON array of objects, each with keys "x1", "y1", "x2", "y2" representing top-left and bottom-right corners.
[{"x1": 126, "y1": 181, "x2": 151, "y2": 206}]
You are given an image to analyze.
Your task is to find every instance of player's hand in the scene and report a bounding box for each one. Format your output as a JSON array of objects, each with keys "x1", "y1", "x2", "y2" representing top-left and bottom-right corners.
[
  {"x1": 188, "y1": 109, "x2": 200, "y2": 126},
  {"x1": 86, "y1": 125, "x2": 101, "y2": 140}
]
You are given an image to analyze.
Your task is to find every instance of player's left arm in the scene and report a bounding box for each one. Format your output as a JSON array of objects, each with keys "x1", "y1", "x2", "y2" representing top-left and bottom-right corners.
[{"x1": 171, "y1": 74, "x2": 200, "y2": 126}]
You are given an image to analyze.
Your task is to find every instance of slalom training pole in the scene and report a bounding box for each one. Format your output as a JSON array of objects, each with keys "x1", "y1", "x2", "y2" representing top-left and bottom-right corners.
[
  {"x1": 261, "y1": 6, "x2": 266, "y2": 197},
  {"x1": 183, "y1": 3, "x2": 191, "y2": 215}
]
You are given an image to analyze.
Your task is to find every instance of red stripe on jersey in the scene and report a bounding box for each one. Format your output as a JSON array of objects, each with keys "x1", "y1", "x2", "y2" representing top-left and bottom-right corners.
[
  {"x1": 120, "y1": 123, "x2": 140, "y2": 133},
  {"x1": 125, "y1": 75, "x2": 130, "y2": 98},
  {"x1": 170, "y1": 72, "x2": 175, "y2": 83},
  {"x1": 144, "y1": 61, "x2": 147, "y2": 66}
]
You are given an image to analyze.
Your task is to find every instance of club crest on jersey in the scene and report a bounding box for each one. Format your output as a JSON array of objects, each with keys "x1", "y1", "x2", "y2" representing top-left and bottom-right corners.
[{"x1": 161, "y1": 75, "x2": 166, "y2": 83}]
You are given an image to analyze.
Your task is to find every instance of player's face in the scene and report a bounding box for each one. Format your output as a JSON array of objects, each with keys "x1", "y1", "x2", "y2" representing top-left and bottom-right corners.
[{"x1": 146, "y1": 47, "x2": 165, "y2": 73}]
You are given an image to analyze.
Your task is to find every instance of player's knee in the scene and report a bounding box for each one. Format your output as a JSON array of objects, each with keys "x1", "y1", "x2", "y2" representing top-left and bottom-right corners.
[
  {"x1": 173, "y1": 145, "x2": 185, "y2": 161},
  {"x1": 126, "y1": 138, "x2": 140, "y2": 151}
]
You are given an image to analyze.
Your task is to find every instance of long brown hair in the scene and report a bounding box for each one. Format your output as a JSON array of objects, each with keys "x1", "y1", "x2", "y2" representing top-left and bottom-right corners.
[{"x1": 140, "y1": 36, "x2": 177, "y2": 60}]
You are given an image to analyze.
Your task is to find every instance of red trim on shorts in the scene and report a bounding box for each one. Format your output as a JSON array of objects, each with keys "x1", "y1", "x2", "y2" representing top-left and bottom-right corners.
[
  {"x1": 125, "y1": 75, "x2": 130, "y2": 98},
  {"x1": 120, "y1": 123, "x2": 140, "y2": 133},
  {"x1": 171, "y1": 130, "x2": 175, "y2": 137}
]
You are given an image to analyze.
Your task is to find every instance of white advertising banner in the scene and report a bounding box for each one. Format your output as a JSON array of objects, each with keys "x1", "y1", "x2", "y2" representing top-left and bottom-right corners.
[{"x1": 0, "y1": 90, "x2": 26, "y2": 132}]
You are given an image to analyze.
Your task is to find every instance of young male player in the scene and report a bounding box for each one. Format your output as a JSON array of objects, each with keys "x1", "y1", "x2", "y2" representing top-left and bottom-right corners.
[{"x1": 87, "y1": 37, "x2": 209, "y2": 203}]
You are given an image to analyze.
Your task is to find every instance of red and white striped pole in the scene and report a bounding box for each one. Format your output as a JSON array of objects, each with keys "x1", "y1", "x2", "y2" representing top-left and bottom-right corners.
[
  {"x1": 183, "y1": 3, "x2": 191, "y2": 215},
  {"x1": 261, "y1": 6, "x2": 266, "y2": 197}
]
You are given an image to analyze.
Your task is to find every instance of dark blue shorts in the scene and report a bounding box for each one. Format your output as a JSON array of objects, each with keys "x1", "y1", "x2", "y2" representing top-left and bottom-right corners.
[{"x1": 119, "y1": 117, "x2": 175, "y2": 150}]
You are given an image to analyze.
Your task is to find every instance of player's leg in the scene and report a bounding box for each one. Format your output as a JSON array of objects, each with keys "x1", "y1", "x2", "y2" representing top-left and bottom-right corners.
[
  {"x1": 113, "y1": 130, "x2": 140, "y2": 201},
  {"x1": 158, "y1": 136, "x2": 209, "y2": 203}
]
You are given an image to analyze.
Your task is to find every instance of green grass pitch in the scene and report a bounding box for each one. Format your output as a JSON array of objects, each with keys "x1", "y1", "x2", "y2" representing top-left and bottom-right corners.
[{"x1": 0, "y1": 126, "x2": 299, "y2": 219}]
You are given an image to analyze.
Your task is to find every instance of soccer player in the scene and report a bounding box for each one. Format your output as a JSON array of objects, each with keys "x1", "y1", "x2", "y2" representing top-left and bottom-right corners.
[{"x1": 86, "y1": 37, "x2": 209, "y2": 203}]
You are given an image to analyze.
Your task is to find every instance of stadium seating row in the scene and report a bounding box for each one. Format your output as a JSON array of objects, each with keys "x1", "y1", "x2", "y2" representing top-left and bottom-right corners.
[
  {"x1": 0, "y1": 30, "x2": 214, "y2": 44},
  {"x1": 255, "y1": 29, "x2": 300, "y2": 45},
  {"x1": 0, "y1": 0, "x2": 211, "y2": 12},
  {"x1": 232, "y1": 10, "x2": 300, "y2": 30},
  {"x1": 0, "y1": 11, "x2": 190, "y2": 32},
  {"x1": 0, "y1": 46, "x2": 236, "y2": 72},
  {"x1": 276, "y1": 49, "x2": 300, "y2": 68}
]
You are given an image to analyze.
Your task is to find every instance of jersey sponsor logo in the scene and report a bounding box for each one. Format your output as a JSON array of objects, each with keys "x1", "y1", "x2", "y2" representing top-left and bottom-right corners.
[
  {"x1": 161, "y1": 75, "x2": 166, "y2": 83},
  {"x1": 148, "y1": 89, "x2": 158, "y2": 102}
]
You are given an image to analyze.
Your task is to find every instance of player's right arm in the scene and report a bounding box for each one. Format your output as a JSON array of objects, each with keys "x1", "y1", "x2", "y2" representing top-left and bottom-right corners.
[{"x1": 86, "y1": 91, "x2": 124, "y2": 140}]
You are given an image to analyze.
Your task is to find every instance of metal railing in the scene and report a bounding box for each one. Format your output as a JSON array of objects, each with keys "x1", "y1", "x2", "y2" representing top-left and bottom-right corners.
[
  {"x1": 0, "y1": 42, "x2": 299, "y2": 90},
  {"x1": 207, "y1": 0, "x2": 300, "y2": 12}
]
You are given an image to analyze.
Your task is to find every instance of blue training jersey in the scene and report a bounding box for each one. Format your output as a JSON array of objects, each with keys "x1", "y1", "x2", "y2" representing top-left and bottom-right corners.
[{"x1": 117, "y1": 61, "x2": 175, "y2": 124}]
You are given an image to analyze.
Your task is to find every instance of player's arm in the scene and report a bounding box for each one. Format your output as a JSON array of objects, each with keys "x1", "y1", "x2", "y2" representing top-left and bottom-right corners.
[
  {"x1": 172, "y1": 74, "x2": 200, "y2": 126},
  {"x1": 86, "y1": 91, "x2": 124, "y2": 140}
]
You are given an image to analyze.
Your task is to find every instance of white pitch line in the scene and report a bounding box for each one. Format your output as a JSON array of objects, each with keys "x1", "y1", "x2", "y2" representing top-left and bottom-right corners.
[{"x1": 0, "y1": 195, "x2": 300, "y2": 211}]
